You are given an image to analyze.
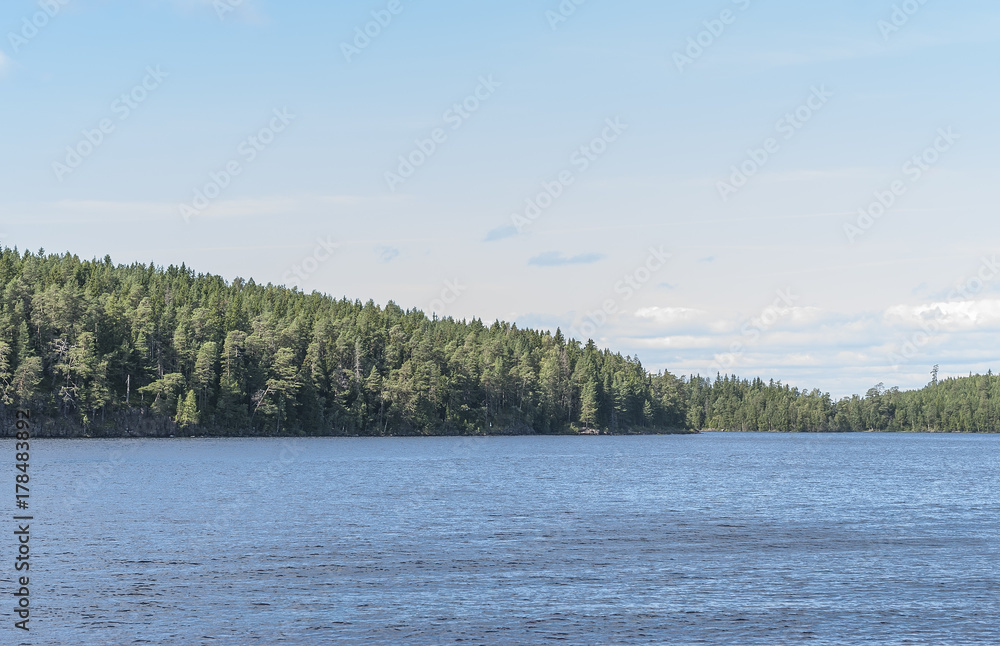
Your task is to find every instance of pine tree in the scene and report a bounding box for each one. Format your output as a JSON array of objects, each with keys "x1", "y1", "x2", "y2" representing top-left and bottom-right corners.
[
  {"x1": 2, "y1": 245, "x2": 998, "y2": 436},
  {"x1": 176, "y1": 390, "x2": 199, "y2": 429},
  {"x1": 580, "y1": 378, "x2": 599, "y2": 429}
]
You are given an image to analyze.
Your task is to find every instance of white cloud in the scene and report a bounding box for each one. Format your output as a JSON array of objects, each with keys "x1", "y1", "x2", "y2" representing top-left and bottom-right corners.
[
  {"x1": 627, "y1": 335, "x2": 716, "y2": 350},
  {"x1": 633, "y1": 306, "x2": 708, "y2": 325},
  {"x1": 770, "y1": 305, "x2": 824, "y2": 327},
  {"x1": 0, "y1": 51, "x2": 9, "y2": 77},
  {"x1": 884, "y1": 299, "x2": 1000, "y2": 330}
]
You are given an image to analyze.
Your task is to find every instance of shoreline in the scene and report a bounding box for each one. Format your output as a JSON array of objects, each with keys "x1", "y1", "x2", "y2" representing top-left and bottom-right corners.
[{"x1": 6, "y1": 428, "x2": 998, "y2": 440}]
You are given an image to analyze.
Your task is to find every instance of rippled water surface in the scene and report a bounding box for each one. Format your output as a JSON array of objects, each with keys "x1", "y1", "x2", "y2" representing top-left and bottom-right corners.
[{"x1": 8, "y1": 433, "x2": 1000, "y2": 644}]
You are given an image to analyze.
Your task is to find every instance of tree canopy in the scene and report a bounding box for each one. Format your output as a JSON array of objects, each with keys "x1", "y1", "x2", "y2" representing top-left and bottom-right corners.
[
  {"x1": 0, "y1": 247, "x2": 685, "y2": 436},
  {"x1": 0, "y1": 247, "x2": 996, "y2": 436},
  {"x1": 685, "y1": 374, "x2": 1000, "y2": 433}
]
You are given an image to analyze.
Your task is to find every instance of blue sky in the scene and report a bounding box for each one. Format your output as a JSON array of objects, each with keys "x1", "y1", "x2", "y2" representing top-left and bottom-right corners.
[{"x1": 2, "y1": 0, "x2": 999, "y2": 397}]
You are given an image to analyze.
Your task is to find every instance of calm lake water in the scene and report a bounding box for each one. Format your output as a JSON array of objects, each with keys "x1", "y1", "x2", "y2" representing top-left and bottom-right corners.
[{"x1": 5, "y1": 433, "x2": 999, "y2": 644}]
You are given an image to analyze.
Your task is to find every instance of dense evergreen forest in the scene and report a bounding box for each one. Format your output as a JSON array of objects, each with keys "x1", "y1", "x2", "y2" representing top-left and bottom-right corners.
[{"x1": 0, "y1": 248, "x2": 997, "y2": 436}]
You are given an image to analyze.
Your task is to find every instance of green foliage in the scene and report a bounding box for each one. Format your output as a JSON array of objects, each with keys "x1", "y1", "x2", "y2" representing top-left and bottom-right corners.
[
  {"x1": 176, "y1": 389, "x2": 199, "y2": 429},
  {"x1": 686, "y1": 374, "x2": 1000, "y2": 432},
  {"x1": 1, "y1": 247, "x2": 996, "y2": 435},
  {"x1": 0, "y1": 248, "x2": 684, "y2": 435}
]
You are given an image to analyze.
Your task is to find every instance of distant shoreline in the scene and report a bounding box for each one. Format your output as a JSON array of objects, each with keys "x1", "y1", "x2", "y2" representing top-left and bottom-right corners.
[
  {"x1": 3, "y1": 428, "x2": 703, "y2": 439},
  {"x1": 7, "y1": 426, "x2": 999, "y2": 439}
]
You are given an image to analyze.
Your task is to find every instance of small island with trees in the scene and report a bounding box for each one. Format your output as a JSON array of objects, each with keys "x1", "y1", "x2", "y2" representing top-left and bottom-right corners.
[{"x1": 1, "y1": 247, "x2": 997, "y2": 437}]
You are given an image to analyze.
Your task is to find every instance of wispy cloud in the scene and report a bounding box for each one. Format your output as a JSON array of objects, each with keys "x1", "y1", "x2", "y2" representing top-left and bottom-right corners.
[
  {"x1": 0, "y1": 195, "x2": 379, "y2": 224},
  {"x1": 626, "y1": 335, "x2": 716, "y2": 350},
  {"x1": 709, "y1": 26, "x2": 994, "y2": 71},
  {"x1": 162, "y1": 0, "x2": 263, "y2": 21},
  {"x1": 484, "y1": 225, "x2": 517, "y2": 242},
  {"x1": 528, "y1": 251, "x2": 603, "y2": 267},
  {"x1": 633, "y1": 306, "x2": 708, "y2": 326},
  {"x1": 376, "y1": 246, "x2": 400, "y2": 263},
  {"x1": 0, "y1": 51, "x2": 9, "y2": 78}
]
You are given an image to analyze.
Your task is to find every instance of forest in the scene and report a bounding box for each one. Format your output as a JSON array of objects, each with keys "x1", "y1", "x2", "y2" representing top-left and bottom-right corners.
[{"x1": 0, "y1": 247, "x2": 997, "y2": 436}]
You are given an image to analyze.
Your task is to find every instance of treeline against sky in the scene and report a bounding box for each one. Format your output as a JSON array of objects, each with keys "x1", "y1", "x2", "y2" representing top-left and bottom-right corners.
[
  {"x1": 686, "y1": 373, "x2": 1000, "y2": 432},
  {"x1": 0, "y1": 248, "x2": 685, "y2": 435},
  {"x1": 0, "y1": 248, "x2": 997, "y2": 435}
]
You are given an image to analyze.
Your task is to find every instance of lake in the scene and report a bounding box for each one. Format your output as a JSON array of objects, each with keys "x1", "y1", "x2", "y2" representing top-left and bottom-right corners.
[{"x1": 6, "y1": 433, "x2": 999, "y2": 644}]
